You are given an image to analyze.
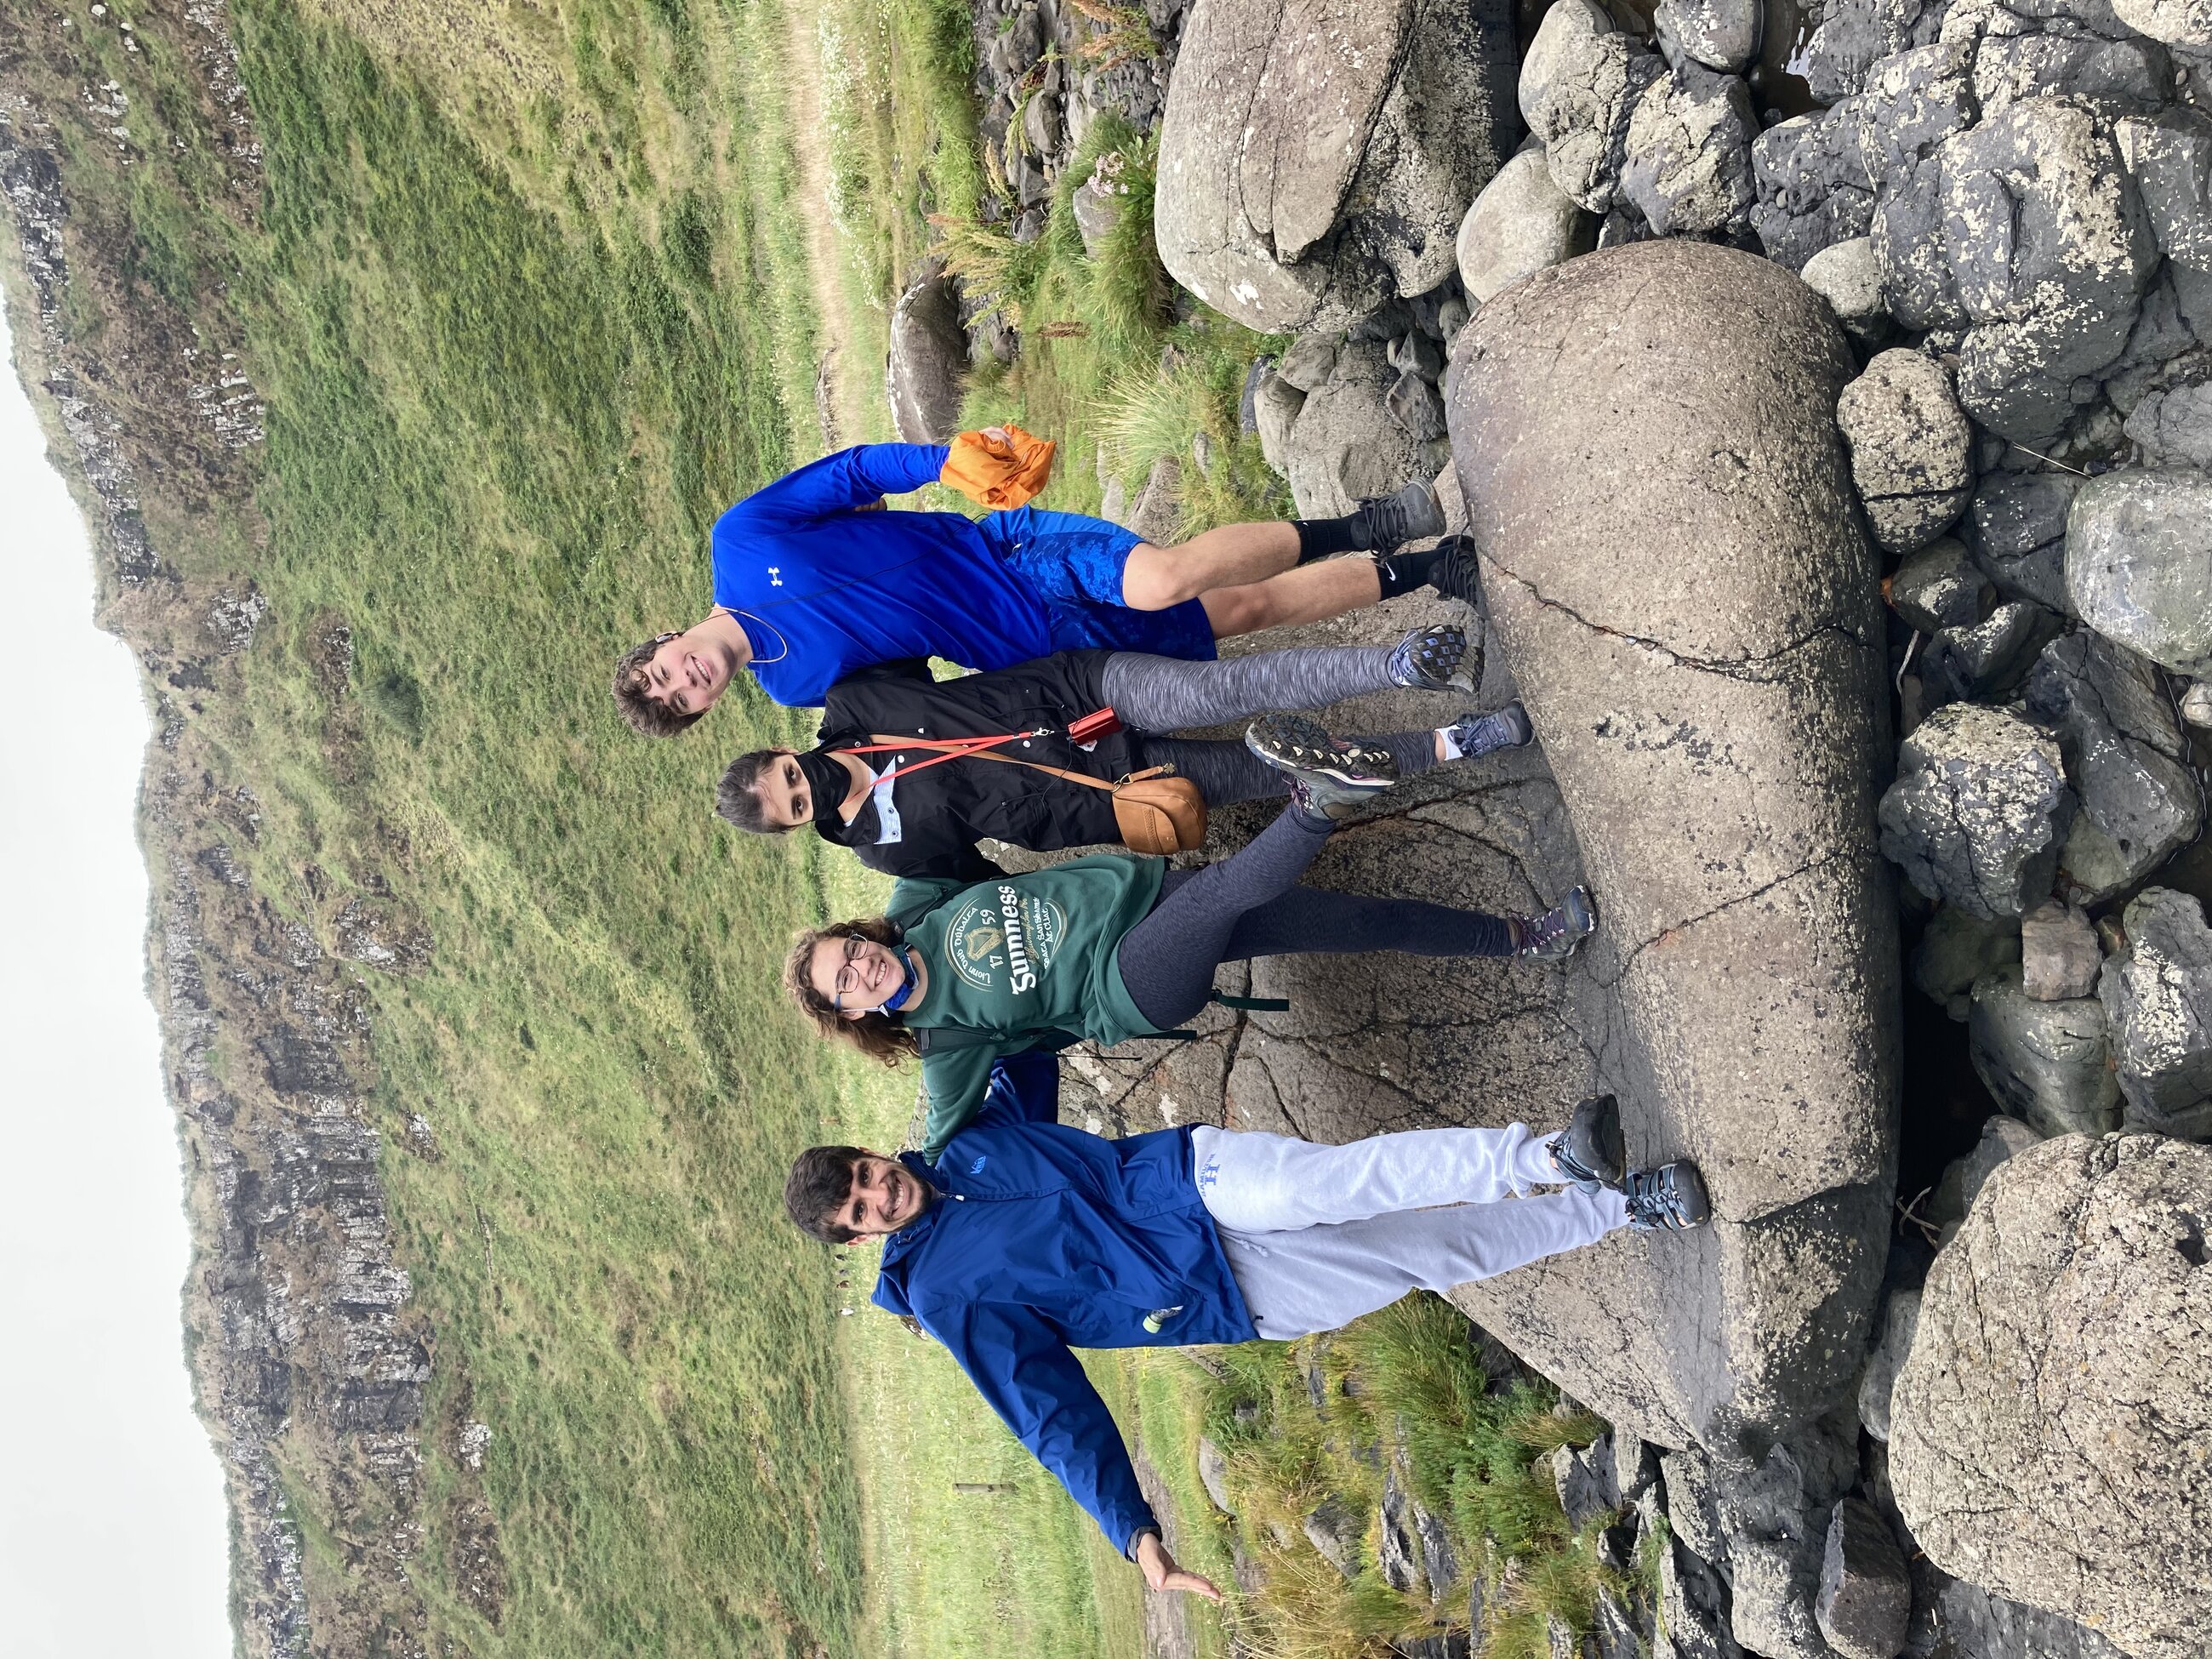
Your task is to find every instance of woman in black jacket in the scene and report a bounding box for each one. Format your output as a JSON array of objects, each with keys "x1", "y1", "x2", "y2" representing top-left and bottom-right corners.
[{"x1": 714, "y1": 624, "x2": 1533, "y2": 881}]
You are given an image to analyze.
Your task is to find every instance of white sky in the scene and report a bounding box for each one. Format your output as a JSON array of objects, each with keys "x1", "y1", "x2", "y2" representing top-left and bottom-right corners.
[{"x1": 0, "y1": 302, "x2": 235, "y2": 1656}]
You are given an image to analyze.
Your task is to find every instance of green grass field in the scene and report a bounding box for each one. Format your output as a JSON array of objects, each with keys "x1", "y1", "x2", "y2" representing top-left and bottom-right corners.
[{"x1": 10, "y1": 0, "x2": 1607, "y2": 1651}]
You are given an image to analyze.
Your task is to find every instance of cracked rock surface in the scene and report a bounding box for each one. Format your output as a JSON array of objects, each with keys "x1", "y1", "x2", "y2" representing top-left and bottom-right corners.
[
  {"x1": 1890, "y1": 1132, "x2": 2212, "y2": 1659},
  {"x1": 1878, "y1": 701, "x2": 2076, "y2": 919},
  {"x1": 2098, "y1": 886, "x2": 2212, "y2": 1136},
  {"x1": 1445, "y1": 240, "x2": 1900, "y2": 1447},
  {"x1": 1837, "y1": 349, "x2": 1977, "y2": 555},
  {"x1": 1153, "y1": 0, "x2": 1514, "y2": 332}
]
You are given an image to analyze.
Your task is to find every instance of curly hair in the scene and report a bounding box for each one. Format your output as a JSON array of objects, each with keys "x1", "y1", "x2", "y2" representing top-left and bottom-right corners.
[
  {"x1": 784, "y1": 1144, "x2": 869, "y2": 1243},
  {"x1": 716, "y1": 749, "x2": 790, "y2": 834},
  {"x1": 784, "y1": 917, "x2": 920, "y2": 1064},
  {"x1": 610, "y1": 634, "x2": 703, "y2": 738}
]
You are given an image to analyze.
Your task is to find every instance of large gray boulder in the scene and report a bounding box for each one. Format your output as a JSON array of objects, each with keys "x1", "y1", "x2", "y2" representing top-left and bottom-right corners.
[
  {"x1": 2123, "y1": 382, "x2": 2212, "y2": 468},
  {"x1": 1618, "y1": 61, "x2": 1759, "y2": 238},
  {"x1": 2098, "y1": 887, "x2": 2212, "y2": 1137},
  {"x1": 1967, "y1": 966, "x2": 2123, "y2": 1137},
  {"x1": 1445, "y1": 241, "x2": 1900, "y2": 1449},
  {"x1": 2112, "y1": 0, "x2": 2212, "y2": 47},
  {"x1": 1939, "y1": 96, "x2": 2161, "y2": 444},
  {"x1": 1878, "y1": 702, "x2": 2076, "y2": 920},
  {"x1": 1965, "y1": 470, "x2": 2079, "y2": 613},
  {"x1": 1519, "y1": 0, "x2": 1664, "y2": 215},
  {"x1": 1797, "y1": 0, "x2": 1949, "y2": 103},
  {"x1": 1890, "y1": 1133, "x2": 2212, "y2": 1659},
  {"x1": 2066, "y1": 468, "x2": 2212, "y2": 676},
  {"x1": 1154, "y1": 0, "x2": 1516, "y2": 332},
  {"x1": 2024, "y1": 630, "x2": 2202, "y2": 897},
  {"x1": 885, "y1": 272, "x2": 970, "y2": 442},
  {"x1": 2116, "y1": 107, "x2": 2212, "y2": 273},
  {"x1": 1835, "y1": 349, "x2": 1975, "y2": 555},
  {"x1": 1456, "y1": 145, "x2": 1597, "y2": 306},
  {"x1": 1655, "y1": 0, "x2": 1762, "y2": 71},
  {"x1": 1280, "y1": 339, "x2": 1437, "y2": 516},
  {"x1": 1750, "y1": 104, "x2": 1877, "y2": 273}
]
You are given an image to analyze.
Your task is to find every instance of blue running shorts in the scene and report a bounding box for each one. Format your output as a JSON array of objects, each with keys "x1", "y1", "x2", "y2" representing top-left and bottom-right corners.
[{"x1": 980, "y1": 505, "x2": 1218, "y2": 662}]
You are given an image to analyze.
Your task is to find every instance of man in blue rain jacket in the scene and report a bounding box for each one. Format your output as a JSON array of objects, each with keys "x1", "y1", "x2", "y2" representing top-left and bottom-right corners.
[{"x1": 783, "y1": 1055, "x2": 1709, "y2": 1601}]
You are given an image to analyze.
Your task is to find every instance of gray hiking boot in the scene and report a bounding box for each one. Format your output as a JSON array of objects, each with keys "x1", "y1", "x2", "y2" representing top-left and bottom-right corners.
[
  {"x1": 1355, "y1": 481, "x2": 1446, "y2": 553},
  {"x1": 1441, "y1": 701, "x2": 1533, "y2": 759},
  {"x1": 1548, "y1": 1093, "x2": 1627, "y2": 1194},
  {"x1": 1514, "y1": 886, "x2": 1595, "y2": 961},
  {"x1": 1246, "y1": 714, "x2": 1399, "y2": 823},
  {"x1": 1623, "y1": 1160, "x2": 1711, "y2": 1233},
  {"x1": 1428, "y1": 533, "x2": 1485, "y2": 608},
  {"x1": 1385, "y1": 623, "x2": 1477, "y2": 692}
]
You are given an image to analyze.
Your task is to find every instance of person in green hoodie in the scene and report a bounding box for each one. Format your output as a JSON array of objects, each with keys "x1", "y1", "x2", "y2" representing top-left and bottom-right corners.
[{"x1": 783, "y1": 713, "x2": 1596, "y2": 1156}]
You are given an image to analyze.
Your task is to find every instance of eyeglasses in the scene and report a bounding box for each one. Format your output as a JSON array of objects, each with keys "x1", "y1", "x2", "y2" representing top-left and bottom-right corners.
[{"x1": 831, "y1": 936, "x2": 869, "y2": 1013}]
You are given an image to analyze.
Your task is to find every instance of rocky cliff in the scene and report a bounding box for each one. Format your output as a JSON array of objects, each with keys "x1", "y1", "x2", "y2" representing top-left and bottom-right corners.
[{"x1": 1, "y1": 6, "x2": 487, "y2": 1650}]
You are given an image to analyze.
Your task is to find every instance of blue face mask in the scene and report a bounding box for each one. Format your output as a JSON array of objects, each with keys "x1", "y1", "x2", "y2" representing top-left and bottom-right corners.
[{"x1": 876, "y1": 947, "x2": 919, "y2": 1015}]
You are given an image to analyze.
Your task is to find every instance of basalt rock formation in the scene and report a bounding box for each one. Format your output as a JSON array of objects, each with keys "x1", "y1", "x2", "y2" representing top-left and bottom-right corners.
[{"x1": 1445, "y1": 240, "x2": 1901, "y2": 1449}]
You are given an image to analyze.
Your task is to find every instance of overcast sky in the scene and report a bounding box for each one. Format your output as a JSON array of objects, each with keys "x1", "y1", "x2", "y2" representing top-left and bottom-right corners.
[{"x1": 0, "y1": 303, "x2": 235, "y2": 1656}]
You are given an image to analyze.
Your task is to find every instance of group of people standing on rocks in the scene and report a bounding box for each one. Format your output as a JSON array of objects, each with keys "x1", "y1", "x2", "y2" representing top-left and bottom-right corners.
[{"x1": 609, "y1": 432, "x2": 1710, "y2": 1599}]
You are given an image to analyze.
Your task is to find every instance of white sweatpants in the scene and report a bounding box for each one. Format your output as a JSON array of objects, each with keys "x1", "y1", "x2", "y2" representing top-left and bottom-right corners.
[{"x1": 1191, "y1": 1123, "x2": 1630, "y2": 1340}]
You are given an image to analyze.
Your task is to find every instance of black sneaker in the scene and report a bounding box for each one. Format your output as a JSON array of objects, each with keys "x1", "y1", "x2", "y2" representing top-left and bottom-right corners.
[
  {"x1": 1355, "y1": 481, "x2": 1446, "y2": 554},
  {"x1": 1442, "y1": 701, "x2": 1532, "y2": 759},
  {"x1": 1428, "y1": 534, "x2": 1485, "y2": 608},
  {"x1": 1246, "y1": 714, "x2": 1399, "y2": 822},
  {"x1": 1514, "y1": 886, "x2": 1595, "y2": 961},
  {"x1": 1549, "y1": 1094, "x2": 1626, "y2": 1194},
  {"x1": 1385, "y1": 623, "x2": 1475, "y2": 692},
  {"x1": 1623, "y1": 1161, "x2": 1711, "y2": 1233}
]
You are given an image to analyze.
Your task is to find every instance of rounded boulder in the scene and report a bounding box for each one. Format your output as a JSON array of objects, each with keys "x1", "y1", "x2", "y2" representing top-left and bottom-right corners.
[
  {"x1": 1445, "y1": 240, "x2": 1900, "y2": 1443},
  {"x1": 1890, "y1": 1133, "x2": 2212, "y2": 1659}
]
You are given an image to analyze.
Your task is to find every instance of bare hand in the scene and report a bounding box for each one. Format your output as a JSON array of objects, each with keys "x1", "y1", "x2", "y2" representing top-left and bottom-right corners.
[{"x1": 1134, "y1": 1531, "x2": 1223, "y2": 1602}]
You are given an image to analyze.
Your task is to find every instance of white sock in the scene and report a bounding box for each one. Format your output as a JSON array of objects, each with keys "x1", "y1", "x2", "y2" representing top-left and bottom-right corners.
[{"x1": 1435, "y1": 723, "x2": 1466, "y2": 762}]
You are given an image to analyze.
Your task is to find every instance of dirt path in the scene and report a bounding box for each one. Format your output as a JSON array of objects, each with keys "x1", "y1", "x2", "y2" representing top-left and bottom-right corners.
[{"x1": 779, "y1": 0, "x2": 867, "y2": 450}]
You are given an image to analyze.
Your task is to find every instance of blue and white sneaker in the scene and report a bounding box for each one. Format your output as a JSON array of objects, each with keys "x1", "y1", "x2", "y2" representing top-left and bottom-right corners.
[
  {"x1": 1624, "y1": 1161, "x2": 1711, "y2": 1233},
  {"x1": 1386, "y1": 623, "x2": 1476, "y2": 693},
  {"x1": 1246, "y1": 714, "x2": 1399, "y2": 822},
  {"x1": 1441, "y1": 701, "x2": 1533, "y2": 760}
]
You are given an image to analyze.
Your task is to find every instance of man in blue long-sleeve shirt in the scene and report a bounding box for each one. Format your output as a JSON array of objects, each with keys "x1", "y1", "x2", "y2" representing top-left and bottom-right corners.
[
  {"x1": 610, "y1": 438, "x2": 1478, "y2": 729},
  {"x1": 783, "y1": 1052, "x2": 1709, "y2": 1599}
]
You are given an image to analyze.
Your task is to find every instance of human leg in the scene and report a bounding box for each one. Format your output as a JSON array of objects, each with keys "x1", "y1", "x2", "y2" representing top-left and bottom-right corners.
[
  {"x1": 1215, "y1": 883, "x2": 1520, "y2": 961},
  {"x1": 1099, "y1": 627, "x2": 1469, "y2": 732},
  {"x1": 1214, "y1": 1189, "x2": 1631, "y2": 1339},
  {"x1": 1137, "y1": 729, "x2": 1443, "y2": 807},
  {"x1": 1199, "y1": 558, "x2": 1383, "y2": 637},
  {"x1": 1189, "y1": 1122, "x2": 1563, "y2": 1232},
  {"x1": 1121, "y1": 522, "x2": 1299, "y2": 610},
  {"x1": 1115, "y1": 804, "x2": 1342, "y2": 1029}
]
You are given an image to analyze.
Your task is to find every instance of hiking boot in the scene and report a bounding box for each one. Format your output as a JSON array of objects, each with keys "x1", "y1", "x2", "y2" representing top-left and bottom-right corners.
[
  {"x1": 1385, "y1": 623, "x2": 1476, "y2": 692},
  {"x1": 1246, "y1": 714, "x2": 1399, "y2": 822},
  {"x1": 1514, "y1": 886, "x2": 1595, "y2": 961},
  {"x1": 1428, "y1": 534, "x2": 1485, "y2": 608},
  {"x1": 1623, "y1": 1160, "x2": 1711, "y2": 1233},
  {"x1": 1355, "y1": 481, "x2": 1446, "y2": 554},
  {"x1": 1441, "y1": 701, "x2": 1533, "y2": 760},
  {"x1": 1548, "y1": 1093, "x2": 1627, "y2": 1194}
]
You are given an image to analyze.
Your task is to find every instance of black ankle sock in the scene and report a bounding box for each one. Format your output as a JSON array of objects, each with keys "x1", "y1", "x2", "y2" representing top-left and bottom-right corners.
[
  {"x1": 1375, "y1": 544, "x2": 1444, "y2": 600},
  {"x1": 1292, "y1": 513, "x2": 1368, "y2": 563}
]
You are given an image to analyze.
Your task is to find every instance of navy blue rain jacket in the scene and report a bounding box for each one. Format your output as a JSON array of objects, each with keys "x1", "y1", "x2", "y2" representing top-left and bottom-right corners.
[{"x1": 869, "y1": 1052, "x2": 1259, "y2": 1554}]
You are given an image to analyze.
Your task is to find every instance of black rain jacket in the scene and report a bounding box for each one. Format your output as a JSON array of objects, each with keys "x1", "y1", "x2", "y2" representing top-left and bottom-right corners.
[{"x1": 811, "y1": 651, "x2": 1149, "y2": 881}]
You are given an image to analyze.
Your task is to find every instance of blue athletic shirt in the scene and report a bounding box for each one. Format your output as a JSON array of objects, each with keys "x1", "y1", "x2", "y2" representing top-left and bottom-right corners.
[{"x1": 710, "y1": 443, "x2": 1058, "y2": 706}]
